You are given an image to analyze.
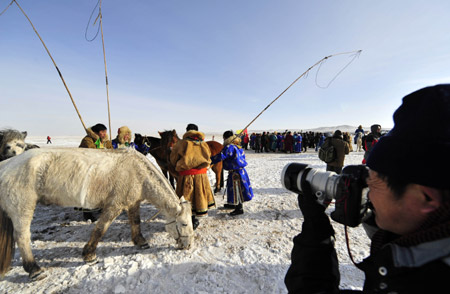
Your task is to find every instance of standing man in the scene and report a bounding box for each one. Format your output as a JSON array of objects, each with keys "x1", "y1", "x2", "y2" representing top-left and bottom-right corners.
[
  {"x1": 325, "y1": 130, "x2": 349, "y2": 174},
  {"x1": 211, "y1": 130, "x2": 254, "y2": 216},
  {"x1": 46, "y1": 136, "x2": 52, "y2": 144},
  {"x1": 354, "y1": 125, "x2": 365, "y2": 144},
  {"x1": 78, "y1": 123, "x2": 113, "y2": 221},
  {"x1": 285, "y1": 84, "x2": 450, "y2": 293},
  {"x1": 363, "y1": 124, "x2": 382, "y2": 164},
  {"x1": 170, "y1": 123, "x2": 215, "y2": 230}
]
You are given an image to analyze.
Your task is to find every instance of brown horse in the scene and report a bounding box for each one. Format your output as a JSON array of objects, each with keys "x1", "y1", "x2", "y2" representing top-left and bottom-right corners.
[
  {"x1": 159, "y1": 130, "x2": 224, "y2": 193},
  {"x1": 134, "y1": 133, "x2": 176, "y2": 188}
]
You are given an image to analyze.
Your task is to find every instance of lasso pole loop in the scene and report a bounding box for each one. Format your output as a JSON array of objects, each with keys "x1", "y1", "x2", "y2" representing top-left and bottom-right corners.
[
  {"x1": 98, "y1": 0, "x2": 112, "y2": 140},
  {"x1": 236, "y1": 50, "x2": 362, "y2": 138},
  {"x1": 12, "y1": 0, "x2": 87, "y2": 131},
  {"x1": 0, "y1": 0, "x2": 13, "y2": 16}
]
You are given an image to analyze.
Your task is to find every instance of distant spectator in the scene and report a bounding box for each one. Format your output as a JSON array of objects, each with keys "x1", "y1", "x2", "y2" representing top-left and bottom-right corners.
[
  {"x1": 354, "y1": 125, "x2": 365, "y2": 144},
  {"x1": 326, "y1": 130, "x2": 349, "y2": 174},
  {"x1": 315, "y1": 133, "x2": 325, "y2": 152},
  {"x1": 284, "y1": 131, "x2": 294, "y2": 153},
  {"x1": 255, "y1": 133, "x2": 262, "y2": 153},
  {"x1": 47, "y1": 136, "x2": 52, "y2": 144},
  {"x1": 343, "y1": 132, "x2": 353, "y2": 152},
  {"x1": 362, "y1": 124, "x2": 382, "y2": 164}
]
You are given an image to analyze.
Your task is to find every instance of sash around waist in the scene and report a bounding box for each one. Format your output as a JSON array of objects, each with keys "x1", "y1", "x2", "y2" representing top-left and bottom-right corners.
[{"x1": 179, "y1": 168, "x2": 208, "y2": 176}]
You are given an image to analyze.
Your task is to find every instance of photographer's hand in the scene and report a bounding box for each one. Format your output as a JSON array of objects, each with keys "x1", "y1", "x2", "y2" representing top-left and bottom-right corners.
[
  {"x1": 297, "y1": 181, "x2": 335, "y2": 243},
  {"x1": 285, "y1": 181, "x2": 340, "y2": 293}
]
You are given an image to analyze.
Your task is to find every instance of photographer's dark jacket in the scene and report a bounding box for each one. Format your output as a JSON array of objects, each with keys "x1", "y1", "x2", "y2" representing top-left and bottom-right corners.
[{"x1": 285, "y1": 202, "x2": 450, "y2": 293}]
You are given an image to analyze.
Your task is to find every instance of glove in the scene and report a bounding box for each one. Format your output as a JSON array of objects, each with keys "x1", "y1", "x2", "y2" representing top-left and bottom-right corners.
[
  {"x1": 297, "y1": 180, "x2": 327, "y2": 220},
  {"x1": 297, "y1": 181, "x2": 335, "y2": 243}
]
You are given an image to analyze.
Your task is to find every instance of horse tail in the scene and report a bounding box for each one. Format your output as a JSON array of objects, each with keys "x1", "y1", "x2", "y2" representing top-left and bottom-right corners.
[{"x1": 0, "y1": 207, "x2": 15, "y2": 276}]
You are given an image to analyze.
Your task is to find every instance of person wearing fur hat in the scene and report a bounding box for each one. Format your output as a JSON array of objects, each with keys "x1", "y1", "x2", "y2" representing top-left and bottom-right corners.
[
  {"x1": 325, "y1": 130, "x2": 349, "y2": 174},
  {"x1": 285, "y1": 84, "x2": 450, "y2": 293},
  {"x1": 112, "y1": 126, "x2": 136, "y2": 149},
  {"x1": 78, "y1": 123, "x2": 112, "y2": 221},
  {"x1": 79, "y1": 123, "x2": 113, "y2": 149},
  {"x1": 170, "y1": 123, "x2": 215, "y2": 229},
  {"x1": 211, "y1": 130, "x2": 254, "y2": 216}
]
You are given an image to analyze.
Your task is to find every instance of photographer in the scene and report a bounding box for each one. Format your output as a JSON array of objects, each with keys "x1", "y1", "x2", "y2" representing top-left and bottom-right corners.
[{"x1": 284, "y1": 84, "x2": 450, "y2": 293}]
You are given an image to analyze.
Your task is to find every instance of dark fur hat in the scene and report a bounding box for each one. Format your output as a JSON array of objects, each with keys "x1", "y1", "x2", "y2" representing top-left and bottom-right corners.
[
  {"x1": 91, "y1": 123, "x2": 107, "y2": 134},
  {"x1": 223, "y1": 130, "x2": 234, "y2": 140},
  {"x1": 186, "y1": 123, "x2": 198, "y2": 131}
]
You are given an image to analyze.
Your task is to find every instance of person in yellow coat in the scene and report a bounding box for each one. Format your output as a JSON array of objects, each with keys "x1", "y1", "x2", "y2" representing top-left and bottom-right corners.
[{"x1": 170, "y1": 123, "x2": 215, "y2": 229}]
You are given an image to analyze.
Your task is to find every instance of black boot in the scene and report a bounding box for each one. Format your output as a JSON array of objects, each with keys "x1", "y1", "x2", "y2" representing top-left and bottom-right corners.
[
  {"x1": 229, "y1": 204, "x2": 243, "y2": 216},
  {"x1": 224, "y1": 203, "x2": 236, "y2": 209},
  {"x1": 192, "y1": 216, "x2": 199, "y2": 230}
]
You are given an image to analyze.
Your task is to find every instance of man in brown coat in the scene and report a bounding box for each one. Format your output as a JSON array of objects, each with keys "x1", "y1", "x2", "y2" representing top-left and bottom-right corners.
[
  {"x1": 326, "y1": 130, "x2": 349, "y2": 174},
  {"x1": 79, "y1": 123, "x2": 113, "y2": 149},
  {"x1": 77, "y1": 123, "x2": 112, "y2": 221},
  {"x1": 170, "y1": 123, "x2": 215, "y2": 229}
]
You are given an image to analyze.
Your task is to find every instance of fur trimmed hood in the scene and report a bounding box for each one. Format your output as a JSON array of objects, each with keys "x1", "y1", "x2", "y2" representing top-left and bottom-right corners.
[
  {"x1": 224, "y1": 135, "x2": 241, "y2": 146},
  {"x1": 182, "y1": 130, "x2": 205, "y2": 141},
  {"x1": 115, "y1": 126, "x2": 132, "y2": 144}
]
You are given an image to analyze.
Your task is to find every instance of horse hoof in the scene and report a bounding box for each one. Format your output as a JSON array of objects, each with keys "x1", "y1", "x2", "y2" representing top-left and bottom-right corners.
[
  {"x1": 30, "y1": 269, "x2": 46, "y2": 281},
  {"x1": 139, "y1": 243, "x2": 150, "y2": 250},
  {"x1": 84, "y1": 255, "x2": 98, "y2": 264}
]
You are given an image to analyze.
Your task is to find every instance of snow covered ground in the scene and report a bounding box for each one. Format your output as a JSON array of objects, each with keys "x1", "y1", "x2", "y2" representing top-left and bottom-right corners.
[{"x1": 0, "y1": 136, "x2": 371, "y2": 293}]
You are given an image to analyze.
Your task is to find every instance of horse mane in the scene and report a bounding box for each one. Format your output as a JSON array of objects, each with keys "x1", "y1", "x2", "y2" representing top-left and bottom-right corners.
[{"x1": 131, "y1": 150, "x2": 181, "y2": 218}]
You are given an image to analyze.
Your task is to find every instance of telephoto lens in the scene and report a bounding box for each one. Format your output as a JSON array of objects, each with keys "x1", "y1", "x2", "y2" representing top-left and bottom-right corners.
[
  {"x1": 281, "y1": 163, "x2": 340, "y2": 205},
  {"x1": 281, "y1": 163, "x2": 370, "y2": 227}
]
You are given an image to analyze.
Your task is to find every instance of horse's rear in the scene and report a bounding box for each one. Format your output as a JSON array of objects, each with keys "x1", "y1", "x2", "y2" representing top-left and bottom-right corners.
[{"x1": 206, "y1": 141, "x2": 224, "y2": 193}]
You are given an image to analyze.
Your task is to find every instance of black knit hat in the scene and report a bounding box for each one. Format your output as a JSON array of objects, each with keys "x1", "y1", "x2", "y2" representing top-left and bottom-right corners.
[
  {"x1": 367, "y1": 84, "x2": 450, "y2": 189},
  {"x1": 91, "y1": 123, "x2": 107, "y2": 134},
  {"x1": 186, "y1": 123, "x2": 198, "y2": 131}
]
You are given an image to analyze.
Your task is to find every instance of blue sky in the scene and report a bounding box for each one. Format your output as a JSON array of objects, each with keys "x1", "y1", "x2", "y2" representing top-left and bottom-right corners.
[{"x1": 1, "y1": 1, "x2": 450, "y2": 136}]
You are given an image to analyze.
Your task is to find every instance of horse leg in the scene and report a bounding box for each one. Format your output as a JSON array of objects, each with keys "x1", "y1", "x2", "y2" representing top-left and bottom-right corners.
[
  {"x1": 127, "y1": 202, "x2": 149, "y2": 249},
  {"x1": 82, "y1": 205, "x2": 122, "y2": 263},
  {"x1": 13, "y1": 214, "x2": 45, "y2": 280},
  {"x1": 212, "y1": 163, "x2": 222, "y2": 193},
  {"x1": 169, "y1": 174, "x2": 176, "y2": 189}
]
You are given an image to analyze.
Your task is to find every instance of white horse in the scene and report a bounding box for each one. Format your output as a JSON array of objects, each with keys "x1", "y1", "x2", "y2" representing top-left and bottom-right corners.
[
  {"x1": 0, "y1": 148, "x2": 193, "y2": 280},
  {"x1": 356, "y1": 132, "x2": 364, "y2": 152},
  {"x1": 0, "y1": 128, "x2": 39, "y2": 161}
]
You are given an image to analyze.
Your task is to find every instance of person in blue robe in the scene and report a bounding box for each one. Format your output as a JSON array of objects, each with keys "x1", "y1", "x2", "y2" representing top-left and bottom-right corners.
[
  {"x1": 211, "y1": 130, "x2": 254, "y2": 216},
  {"x1": 294, "y1": 133, "x2": 302, "y2": 153}
]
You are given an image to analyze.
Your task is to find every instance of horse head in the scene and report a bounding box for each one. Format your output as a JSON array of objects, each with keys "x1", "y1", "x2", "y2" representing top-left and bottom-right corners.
[
  {"x1": 159, "y1": 130, "x2": 179, "y2": 152},
  {"x1": 134, "y1": 133, "x2": 152, "y2": 155},
  {"x1": 0, "y1": 129, "x2": 28, "y2": 161},
  {"x1": 164, "y1": 196, "x2": 194, "y2": 249}
]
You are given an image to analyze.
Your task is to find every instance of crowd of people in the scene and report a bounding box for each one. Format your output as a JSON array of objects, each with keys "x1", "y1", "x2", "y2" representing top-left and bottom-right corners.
[{"x1": 240, "y1": 130, "x2": 357, "y2": 154}]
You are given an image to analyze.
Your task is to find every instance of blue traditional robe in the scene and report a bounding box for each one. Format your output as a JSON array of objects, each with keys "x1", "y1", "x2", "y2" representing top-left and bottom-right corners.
[
  {"x1": 211, "y1": 143, "x2": 254, "y2": 204},
  {"x1": 294, "y1": 134, "x2": 302, "y2": 153}
]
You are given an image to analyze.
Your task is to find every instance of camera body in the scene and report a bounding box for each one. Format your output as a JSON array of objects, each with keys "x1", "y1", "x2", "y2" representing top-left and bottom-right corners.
[{"x1": 281, "y1": 163, "x2": 370, "y2": 227}]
